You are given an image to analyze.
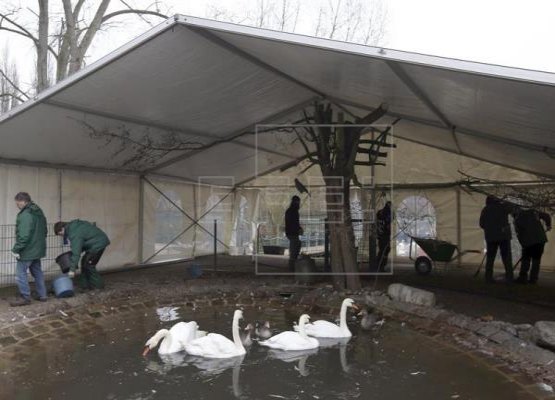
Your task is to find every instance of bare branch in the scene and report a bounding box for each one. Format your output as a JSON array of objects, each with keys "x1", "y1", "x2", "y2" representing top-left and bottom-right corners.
[
  {"x1": 0, "y1": 68, "x2": 29, "y2": 100},
  {"x1": 101, "y1": 8, "x2": 168, "y2": 24}
]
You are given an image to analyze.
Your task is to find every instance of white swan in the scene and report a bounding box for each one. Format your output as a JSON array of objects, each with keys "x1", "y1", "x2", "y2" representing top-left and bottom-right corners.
[
  {"x1": 295, "y1": 298, "x2": 358, "y2": 338},
  {"x1": 184, "y1": 310, "x2": 246, "y2": 359},
  {"x1": 143, "y1": 321, "x2": 207, "y2": 355},
  {"x1": 259, "y1": 314, "x2": 319, "y2": 351}
]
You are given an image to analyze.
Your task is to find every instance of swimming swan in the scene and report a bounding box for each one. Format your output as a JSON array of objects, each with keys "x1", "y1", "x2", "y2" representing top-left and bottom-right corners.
[
  {"x1": 259, "y1": 314, "x2": 319, "y2": 351},
  {"x1": 295, "y1": 298, "x2": 358, "y2": 338},
  {"x1": 184, "y1": 310, "x2": 246, "y2": 359},
  {"x1": 143, "y1": 321, "x2": 207, "y2": 355}
]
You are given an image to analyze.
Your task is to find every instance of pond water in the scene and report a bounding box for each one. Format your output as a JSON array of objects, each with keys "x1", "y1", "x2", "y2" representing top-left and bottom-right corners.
[{"x1": 1, "y1": 304, "x2": 523, "y2": 400}]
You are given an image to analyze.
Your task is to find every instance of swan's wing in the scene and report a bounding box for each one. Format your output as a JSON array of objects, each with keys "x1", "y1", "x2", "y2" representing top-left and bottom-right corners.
[
  {"x1": 185, "y1": 333, "x2": 237, "y2": 358},
  {"x1": 259, "y1": 331, "x2": 318, "y2": 351},
  {"x1": 304, "y1": 320, "x2": 343, "y2": 337},
  {"x1": 170, "y1": 321, "x2": 199, "y2": 345}
]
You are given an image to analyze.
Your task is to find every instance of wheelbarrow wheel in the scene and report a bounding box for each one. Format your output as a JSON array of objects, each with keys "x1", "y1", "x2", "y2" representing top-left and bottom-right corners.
[{"x1": 415, "y1": 256, "x2": 432, "y2": 276}]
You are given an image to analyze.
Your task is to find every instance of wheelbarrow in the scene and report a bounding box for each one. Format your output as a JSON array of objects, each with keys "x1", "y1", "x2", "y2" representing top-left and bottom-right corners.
[{"x1": 409, "y1": 236, "x2": 481, "y2": 275}]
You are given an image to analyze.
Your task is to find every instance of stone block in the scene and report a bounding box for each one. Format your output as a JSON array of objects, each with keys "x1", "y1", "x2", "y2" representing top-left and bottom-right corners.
[{"x1": 387, "y1": 283, "x2": 436, "y2": 307}]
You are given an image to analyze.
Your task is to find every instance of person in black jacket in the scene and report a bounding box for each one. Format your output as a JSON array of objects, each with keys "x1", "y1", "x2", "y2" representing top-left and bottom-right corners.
[
  {"x1": 285, "y1": 196, "x2": 303, "y2": 272},
  {"x1": 376, "y1": 201, "x2": 393, "y2": 271},
  {"x1": 514, "y1": 208, "x2": 552, "y2": 284},
  {"x1": 479, "y1": 196, "x2": 514, "y2": 283}
]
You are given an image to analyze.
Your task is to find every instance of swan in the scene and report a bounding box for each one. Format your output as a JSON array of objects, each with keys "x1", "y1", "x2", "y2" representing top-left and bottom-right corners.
[
  {"x1": 240, "y1": 323, "x2": 254, "y2": 346},
  {"x1": 143, "y1": 321, "x2": 206, "y2": 355},
  {"x1": 184, "y1": 310, "x2": 246, "y2": 359},
  {"x1": 295, "y1": 298, "x2": 358, "y2": 338},
  {"x1": 255, "y1": 321, "x2": 272, "y2": 339},
  {"x1": 259, "y1": 314, "x2": 319, "y2": 351}
]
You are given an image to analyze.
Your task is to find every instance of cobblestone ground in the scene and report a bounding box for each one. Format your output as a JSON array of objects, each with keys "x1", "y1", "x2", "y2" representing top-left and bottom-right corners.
[{"x1": 0, "y1": 257, "x2": 553, "y2": 399}]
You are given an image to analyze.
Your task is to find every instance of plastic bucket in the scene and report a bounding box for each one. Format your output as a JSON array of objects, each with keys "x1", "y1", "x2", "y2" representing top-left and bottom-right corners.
[
  {"x1": 55, "y1": 251, "x2": 73, "y2": 273},
  {"x1": 186, "y1": 263, "x2": 203, "y2": 279},
  {"x1": 52, "y1": 275, "x2": 74, "y2": 298}
]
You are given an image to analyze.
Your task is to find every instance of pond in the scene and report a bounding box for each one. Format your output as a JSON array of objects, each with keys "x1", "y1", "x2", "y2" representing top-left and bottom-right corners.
[{"x1": 0, "y1": 304, "x2": 524, "y2": 400}]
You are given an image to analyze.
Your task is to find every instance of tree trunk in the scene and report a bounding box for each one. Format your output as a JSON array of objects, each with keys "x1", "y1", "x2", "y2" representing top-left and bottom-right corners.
[
  {"x1": 325, "y1": 178, "x2": 361, "y2": 291},
  {"x1": 36, "y1": 0, "x2": 49, "y2": 93}
]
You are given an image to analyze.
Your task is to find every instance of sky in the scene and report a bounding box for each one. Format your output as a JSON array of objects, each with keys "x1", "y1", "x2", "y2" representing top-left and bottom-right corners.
[{"x1": 2, "y1": 0, "x2": 555, "y2": 92}]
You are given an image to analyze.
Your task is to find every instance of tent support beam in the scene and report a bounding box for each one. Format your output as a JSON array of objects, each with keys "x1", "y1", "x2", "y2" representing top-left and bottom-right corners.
[
  {"x1": 385, "y1": 61, "x2": 462, "y2": 154},
  {"x1": 236, "y1": 131, "x2": 555, "y2": 186},
  {"x1": 43, "y1": 100, "x2": 293, "y2": 161},
  {"x1": 146, "y1": 97, "x2": 318, "y2": 173},
  {"x1": 138, "y1": 176, "x2": 145, "y2": 263},
  {"x1": 328, "y1": 95, "x2": 555, "y2": 156},
  {"x1": 185, "y1": 25, "x2": 360, "y2": 119}
]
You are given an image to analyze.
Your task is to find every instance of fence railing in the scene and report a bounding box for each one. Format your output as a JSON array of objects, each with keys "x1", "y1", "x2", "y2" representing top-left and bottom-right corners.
[
  {"x1": 256, "y1": 218, "x2": 371, "y2": 262},
  {"x1": 0, "y1": 224, "x2": 68, "y2": 287}
]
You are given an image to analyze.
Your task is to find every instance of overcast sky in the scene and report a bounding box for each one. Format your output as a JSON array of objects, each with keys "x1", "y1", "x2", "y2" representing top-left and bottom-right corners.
[{"x1": 2, "y1": 0, "x2": 555, "y2": 91}]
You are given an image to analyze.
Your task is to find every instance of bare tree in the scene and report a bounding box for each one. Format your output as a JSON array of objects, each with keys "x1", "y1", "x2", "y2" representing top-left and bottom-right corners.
[
  {"x1": 0, "y1": 46, "x2": 26, "y2": 112},
  {"x1": 80, "y1": 120, "x2": 206, "y2": 169},
  {"x1": 273, "y1": 101, "x2": 390, "y2": 290},
  {"x1": 0, "y1": 0, "x2": 169, "y2": 94},
  {"x1": 205, "y1": 0, "x2": 386, "y2": 45},
  {"x1": 459, "y1": 171, "x2": 555, "y2": 214}
]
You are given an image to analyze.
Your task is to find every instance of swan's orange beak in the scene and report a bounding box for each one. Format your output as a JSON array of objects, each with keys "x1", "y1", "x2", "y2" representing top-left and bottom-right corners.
[
  {"x1": 351, "y1": 304, "x2": 360, "y2": 312},
  {"x1": 142, "y1": 346, "x2": 151, "y2": 357}
]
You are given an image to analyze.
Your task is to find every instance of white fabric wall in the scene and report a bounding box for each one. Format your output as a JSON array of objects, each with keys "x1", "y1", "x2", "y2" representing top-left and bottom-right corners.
[
  {"x1": 61, "y1": 171, "x2": 139, "y2": 270},
  {"x1": 0, "y1": 164, "x2": 140, "y2": 280}
]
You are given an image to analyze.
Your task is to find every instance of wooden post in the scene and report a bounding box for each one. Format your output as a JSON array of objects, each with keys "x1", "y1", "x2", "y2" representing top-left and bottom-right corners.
[{"x1": 213, "y1": 219, "x2": 217, "y2": 273}]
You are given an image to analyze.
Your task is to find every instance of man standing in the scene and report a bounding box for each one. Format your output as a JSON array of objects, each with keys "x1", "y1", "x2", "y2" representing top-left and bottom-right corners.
[
  {"x1": 11, "y1": 192, "x2": 48, "y2": 307},
  {"x1": 514, "y1": 208, "x2": 552, "y2": 284},
  {"x1": 376, "y1": 201, "x2": 393, "y2": 272},
  {"x1": 285, "y1": 195, "x2": 303, "y2": 272},
  {"x1": 479, "y1": 196, "x2": 514, "y2": 283},
  {"x1": 54, "y1": 220, "x2": 110, "y2": 290}
]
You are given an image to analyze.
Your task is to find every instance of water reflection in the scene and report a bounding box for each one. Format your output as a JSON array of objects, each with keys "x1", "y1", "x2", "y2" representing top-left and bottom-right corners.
[
  {"x1": 317, "y1": 337, "x2": 351, "y2": 373},
  {"x1": 268, "y1": 348, "x2": 319, "y2": 376}
]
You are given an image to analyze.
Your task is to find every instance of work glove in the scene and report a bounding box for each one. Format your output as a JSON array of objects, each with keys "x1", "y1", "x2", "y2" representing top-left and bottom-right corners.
[
  {"x1": 68, "y1": 270, "x2": 75, "y2": 278},
  {"x1": 11, "y1": 251, "x2": 19, "y2": 259}
]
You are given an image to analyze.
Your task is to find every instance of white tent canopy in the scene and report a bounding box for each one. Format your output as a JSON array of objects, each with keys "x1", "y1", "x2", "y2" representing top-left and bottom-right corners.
[
  {"x1": 0, "y1": 16, "x2": 554, "y2": 285},
  {"x1": 0, "y1": 15, "x2": 554, "y2": 183}
]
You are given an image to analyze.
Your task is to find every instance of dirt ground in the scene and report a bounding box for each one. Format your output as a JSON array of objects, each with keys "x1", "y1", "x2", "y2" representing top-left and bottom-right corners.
[{"x1": 1, "y1": 254, "x2": 554, "y2": 326}]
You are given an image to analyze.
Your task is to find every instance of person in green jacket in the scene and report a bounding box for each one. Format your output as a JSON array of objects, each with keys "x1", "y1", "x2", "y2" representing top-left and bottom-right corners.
[
  {"x1": 10, "y1": 192, "x2": 48, "y2": 307},
  {"x1": 54, "y1": 220, "x2": 110, "y2": 290}
]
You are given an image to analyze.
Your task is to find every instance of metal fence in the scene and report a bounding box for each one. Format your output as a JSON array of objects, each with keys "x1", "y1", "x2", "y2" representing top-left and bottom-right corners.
[
  {"x1": 256, "y1": 217, "x2": 371, "y2": 262},
  {"x1": 0, "y1": 224, "x2": 68, "y2": 287}
]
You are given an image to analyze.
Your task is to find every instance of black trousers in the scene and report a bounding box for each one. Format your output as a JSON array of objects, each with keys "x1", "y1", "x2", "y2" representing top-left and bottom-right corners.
[
  {"x1": 519, "y1": 242, "x2": 545, "y2": 283},
  {"x1": 79, "y1": 249, "x2": 105, "y2": 289},
  {"x1": 377, "y1": 236, "x2": 391, "y2": 271},
  {"x1": 287, "y1": 235, "x2": 301, "y2": 272},
  {"x1": 485, "y1": 240, "x2": 513, "y2": 282}
]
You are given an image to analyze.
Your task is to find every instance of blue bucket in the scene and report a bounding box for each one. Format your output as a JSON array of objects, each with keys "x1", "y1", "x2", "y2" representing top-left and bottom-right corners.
[
  {"x1": 186, "y1": 263, "x2": 203, "y2": 279},
  {"x1": 52, "y1": 274, "x2": 74, "y2": 298}
]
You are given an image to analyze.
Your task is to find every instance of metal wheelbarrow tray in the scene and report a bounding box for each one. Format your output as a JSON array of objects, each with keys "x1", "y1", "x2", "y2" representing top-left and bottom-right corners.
[{"x1": 409, "y1": 236, "x2": 481, "y2": 275}]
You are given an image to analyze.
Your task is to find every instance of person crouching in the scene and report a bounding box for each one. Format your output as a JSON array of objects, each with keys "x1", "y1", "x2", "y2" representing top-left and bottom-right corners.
[{"x1": 54, "y1": 220, "x2": 110, "y2": 290}]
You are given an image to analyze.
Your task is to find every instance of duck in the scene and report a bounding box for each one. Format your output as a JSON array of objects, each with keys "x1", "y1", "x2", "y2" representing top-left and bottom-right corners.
[
  {"x1": 184, "y1": 310, "x2": 246, "y2": 359},
  {"x1": 255, "y1": 321, "x2": 272, "y2": 339},
  {"x1": 294, "y1": 298, "x2": 358, "y2": 338},
  {"x1": 358, "y1": 308, "x2": 382, "y2": 330},
  {"x1": 259, "y1": 314, "x2": 319, "y2": 351},
  {"x1": 240, "y1": 323, "x2": 254, "y2": 346},
  {"x1": 143, "y1": 321, "x2": 206, "y2": 355}
]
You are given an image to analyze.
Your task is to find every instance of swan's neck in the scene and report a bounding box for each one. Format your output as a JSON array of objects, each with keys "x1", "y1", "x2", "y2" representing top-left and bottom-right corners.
[
  {"x1": 151, "y1": 329, "x2": 169, "y2": 349},
  {"x1": 298, "y1": 319, "x2": 308, "y2": 339},
  {"x1": 339, "y1": 302, "x2": 349, "y2": 330},
  {"x1": 232, "y1": 315, "x2": 244, "y2": 350}
]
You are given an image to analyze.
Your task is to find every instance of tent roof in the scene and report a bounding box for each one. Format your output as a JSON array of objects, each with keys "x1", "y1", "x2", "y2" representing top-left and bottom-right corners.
[{"x1": 1, "y1": 15, "x2": 554, "y2": 185}]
